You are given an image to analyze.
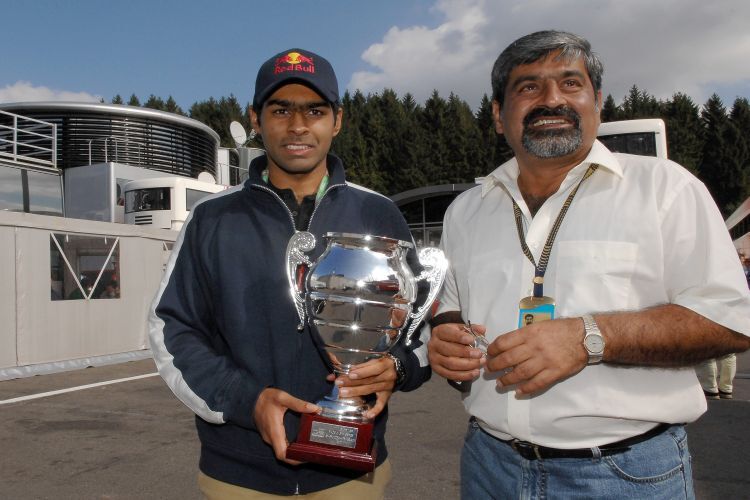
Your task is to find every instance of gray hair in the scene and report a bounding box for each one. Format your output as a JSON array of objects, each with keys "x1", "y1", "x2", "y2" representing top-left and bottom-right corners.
[{"x1": 491, "y1": 30, "x2": 603, "y2": 105}]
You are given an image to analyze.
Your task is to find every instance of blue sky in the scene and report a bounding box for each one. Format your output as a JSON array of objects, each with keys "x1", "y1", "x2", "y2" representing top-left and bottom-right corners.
[{"x1": 2, "y1": 0, "x2": 749, "y2": 111}]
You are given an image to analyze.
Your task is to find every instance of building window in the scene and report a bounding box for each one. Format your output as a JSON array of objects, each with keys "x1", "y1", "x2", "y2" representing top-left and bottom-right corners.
[
  {"x1": 50, "y1": 233, "x2": 120, "y2": 300},
  {"x1": 0, "y1": 164, "x2": 62, "y2": 215},
  {"x1": 0, "y1": 165, "x2": 24, "y2": 211},
  {"x1": 28, "y1": 169, "x2": 63, "y2": 216}
]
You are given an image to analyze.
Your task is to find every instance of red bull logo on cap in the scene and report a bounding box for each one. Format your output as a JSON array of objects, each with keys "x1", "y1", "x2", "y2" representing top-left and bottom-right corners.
[{"x1": 274, "y1": 51, "x2": 315, "y2": 75}]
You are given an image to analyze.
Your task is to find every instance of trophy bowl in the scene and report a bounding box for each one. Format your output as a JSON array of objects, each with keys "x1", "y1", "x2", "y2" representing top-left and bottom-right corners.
[{"x1": 285, "y1": 231, "x2": 446, "y2": 470}]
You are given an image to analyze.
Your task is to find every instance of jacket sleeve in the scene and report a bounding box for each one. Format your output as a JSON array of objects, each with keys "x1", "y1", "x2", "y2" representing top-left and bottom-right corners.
[{"x1": 148, "y1": 208, "x2": 262, "y2": 429}]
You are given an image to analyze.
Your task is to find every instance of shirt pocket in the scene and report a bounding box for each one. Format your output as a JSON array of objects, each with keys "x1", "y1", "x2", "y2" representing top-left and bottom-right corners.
[{"x1": 553, "y1": 241, "x2": 639, "y2": 313}]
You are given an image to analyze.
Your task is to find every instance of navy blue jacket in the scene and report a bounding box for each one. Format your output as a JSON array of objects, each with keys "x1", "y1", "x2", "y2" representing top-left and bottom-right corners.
[{"x1": 149, "y1": 154, "x2": 431, "y2": 494}]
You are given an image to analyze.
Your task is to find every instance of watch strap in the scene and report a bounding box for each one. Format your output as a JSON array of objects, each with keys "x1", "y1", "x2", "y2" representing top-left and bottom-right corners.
[
  {"x1": 581, "y1": 314, "x2": 604, "y2": 364},
  {"x1": 386, "y1": 353, "x2": 406, "y2": 385}
]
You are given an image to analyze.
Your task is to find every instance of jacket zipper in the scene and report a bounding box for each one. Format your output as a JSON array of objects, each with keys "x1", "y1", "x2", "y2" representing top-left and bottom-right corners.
[
  {"x1": 251, "y1": 181, "x2": 347, "y2": 232},
  {"x1": 307, "y1": 182, "x2": 346, "y2": 230},
  {"x1": 252, "y1": 181, "x2": 344, "y2": 497}
]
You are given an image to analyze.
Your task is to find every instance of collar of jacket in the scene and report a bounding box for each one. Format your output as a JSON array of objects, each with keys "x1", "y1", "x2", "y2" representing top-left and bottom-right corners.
[{"x1": 245, "y1": 153, "x2": 347, "y2": 188}]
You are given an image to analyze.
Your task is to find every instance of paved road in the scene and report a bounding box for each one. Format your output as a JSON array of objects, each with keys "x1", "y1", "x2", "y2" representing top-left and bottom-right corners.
[{"x1": 1, "y1": 352, "x2": 748, "y2": 499}]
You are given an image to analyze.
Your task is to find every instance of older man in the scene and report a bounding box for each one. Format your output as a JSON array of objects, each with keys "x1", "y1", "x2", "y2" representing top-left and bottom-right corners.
[{"x1": 428, "y1": 30, "x2": 750, "y2": 499}]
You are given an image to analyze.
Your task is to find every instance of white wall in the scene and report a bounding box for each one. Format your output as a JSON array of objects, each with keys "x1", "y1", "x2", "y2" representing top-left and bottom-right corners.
[
  {"x1": 0, "y1": 226, "x2": 17, "y2": 368},
  {"x1": 0, "y1": 211, "x2": 176, "y2": 373}
]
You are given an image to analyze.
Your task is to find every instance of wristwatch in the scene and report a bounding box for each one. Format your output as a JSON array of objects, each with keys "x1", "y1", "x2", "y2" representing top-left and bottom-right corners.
[
  {"x1": 581, "y1": 314, "x2": 605, "y2": 364},
  {"x1": 386, "y1": 353, "x2": 406, "y2": 385}
]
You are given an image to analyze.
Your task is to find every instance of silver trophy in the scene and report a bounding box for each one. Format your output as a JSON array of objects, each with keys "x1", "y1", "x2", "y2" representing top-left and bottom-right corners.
[{"x1": 285, "y1": 231, "x2": 447, "y2": 470}]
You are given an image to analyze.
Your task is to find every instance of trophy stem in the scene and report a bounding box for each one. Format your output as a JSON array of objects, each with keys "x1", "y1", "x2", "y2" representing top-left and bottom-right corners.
[{"x1": 317, "y1": 382, "x2": 373, "y2": 423}]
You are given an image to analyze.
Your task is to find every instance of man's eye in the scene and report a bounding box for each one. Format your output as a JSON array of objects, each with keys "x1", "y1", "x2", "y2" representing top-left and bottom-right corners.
[
  {"x1": 520, "y1": 84, "x2": 538, "y2": 93},
  {"x1": 563, "y1": 79, "x2": 582, "y2": 88},
  {"x1": 308, "y1": 108, "x2": 325, "y2": 116},
  {"x1": 271, "y1": 108, "x2": 290, "y2": 116}
]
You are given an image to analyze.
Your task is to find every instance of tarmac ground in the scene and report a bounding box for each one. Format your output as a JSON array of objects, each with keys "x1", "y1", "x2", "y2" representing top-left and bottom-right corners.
[{"x1": 1, "y1": 352, "x2": 748, "y2": 499}]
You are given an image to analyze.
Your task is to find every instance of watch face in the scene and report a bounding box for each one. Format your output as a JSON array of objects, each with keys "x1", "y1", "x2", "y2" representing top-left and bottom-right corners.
[{"x1": 585, "y1": 335, "x2": 604, "y2": 354}]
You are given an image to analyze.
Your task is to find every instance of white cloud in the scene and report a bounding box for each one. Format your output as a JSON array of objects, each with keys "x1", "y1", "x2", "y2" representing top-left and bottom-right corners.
[
  {"x1": 0, "y1": 81, "x2": 101, "y2": 104},
  {"x1": 349, "y1": 0, "x2": 750, "y2": 108}
]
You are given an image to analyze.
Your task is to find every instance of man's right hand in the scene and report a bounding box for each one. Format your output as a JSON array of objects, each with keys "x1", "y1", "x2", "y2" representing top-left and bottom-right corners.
[
  {"x1": 428, "y1": 322, "x2": 487, "y2": 382},
  {"x1": 253, "y1": 388, "x2": 320, "y2": 465}
]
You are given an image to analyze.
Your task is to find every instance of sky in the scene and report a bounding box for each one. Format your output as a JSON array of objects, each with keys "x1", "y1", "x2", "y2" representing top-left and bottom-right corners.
[{"x1": 2, "y1": 0, "x2": 749, "y2": 112}]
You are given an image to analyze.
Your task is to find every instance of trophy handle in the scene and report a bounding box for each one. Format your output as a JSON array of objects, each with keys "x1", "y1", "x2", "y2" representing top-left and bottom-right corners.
[
  {"x1": 286, "y1": 231, "x2": 316, "y2": 330},
  {"x1": 404, "y1": 247, "x2": 448, "y2": 343}
]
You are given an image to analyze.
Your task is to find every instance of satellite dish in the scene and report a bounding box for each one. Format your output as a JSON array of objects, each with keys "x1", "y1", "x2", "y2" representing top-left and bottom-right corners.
[
  {"x1": 230, "y1": 121, "x2": 248, "y2": 148},
  {"x1": 197, "y1": 171, "x2": 216, "y2": 184}
]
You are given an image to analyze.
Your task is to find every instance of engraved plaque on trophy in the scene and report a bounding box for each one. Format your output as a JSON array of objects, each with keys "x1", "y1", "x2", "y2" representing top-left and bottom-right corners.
[{"x1": 285, "y1": 232, "x2": 447, "y2": 471}]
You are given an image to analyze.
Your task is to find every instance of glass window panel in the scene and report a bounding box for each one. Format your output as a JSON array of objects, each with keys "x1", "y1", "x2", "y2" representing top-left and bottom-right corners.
[
  {"x1": 0, "y1": 165, "x2": 24, "y2": 212},
  {"x1": 27, "y1": 170, "x2": 63, "y2": 216},
  {"x1": 426, "y1": 228, "x2": 443, "y2": 248},
  {"x1": 598, "y1": 133, "x2": 657, "y2": 157},
  {"x1": 410, "y1": 229, "x2": 426, "y2": 249},
  {"x1": 399, "y1": 200, "x2": 424, "y2": 225},
  {"x1": 424, "y1": 194, "x2": 458, "y2": 224},
  {"x1": 125, "y1": 187, "x2": 171, "y2": 213},
  {"x1": 186, "y1": 189, "x2": 213, "y2": 211},
  {"x1": 50, "y1": 233, "x2": 120, "y2": 300}
]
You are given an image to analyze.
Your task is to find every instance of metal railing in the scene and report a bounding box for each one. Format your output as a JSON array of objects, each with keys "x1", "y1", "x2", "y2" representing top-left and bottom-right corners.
[
  {"x1": 0, "y1": 109, "x2": 57, "y2": 170},
  {"x1": 87, "y1": 136, "x2": 142, "y2": 165}
]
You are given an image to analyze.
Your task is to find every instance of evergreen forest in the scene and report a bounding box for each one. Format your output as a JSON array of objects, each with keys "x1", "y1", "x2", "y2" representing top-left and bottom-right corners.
[{"x1": 111, "y1": 86, "x2": 750, "y2": 217}]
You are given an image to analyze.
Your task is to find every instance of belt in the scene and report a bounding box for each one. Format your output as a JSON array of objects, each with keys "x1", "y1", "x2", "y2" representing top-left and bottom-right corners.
[{"x1": 493, "y1": 423, "x2": 672, "y2": 461}]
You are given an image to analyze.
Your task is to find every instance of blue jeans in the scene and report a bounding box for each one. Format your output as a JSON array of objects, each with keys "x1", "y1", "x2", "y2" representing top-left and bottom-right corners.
[{"x1": 461, "y1": 419, "x2": 694, "y2": 500}]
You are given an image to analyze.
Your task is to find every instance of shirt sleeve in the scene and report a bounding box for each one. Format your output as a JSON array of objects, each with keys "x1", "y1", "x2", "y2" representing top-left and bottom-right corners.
[
  {"x1": 435, "y1": 202, "x2": 462, "y2": 315},
  {"x1": 148, "y1": 209, "x2": 263, "y2": 429},
  {"x1": 662, "y1": 177, "x2": 750, "y2": 336}
]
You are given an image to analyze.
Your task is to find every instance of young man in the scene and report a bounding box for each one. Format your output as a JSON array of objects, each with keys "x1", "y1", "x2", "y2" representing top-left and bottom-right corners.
[
  {"x1": 427, "y1": 31, "x2": 750, "y2": 499},
  {"x1": 149, "y1": 48, "x2": 430, "y2": 498}
]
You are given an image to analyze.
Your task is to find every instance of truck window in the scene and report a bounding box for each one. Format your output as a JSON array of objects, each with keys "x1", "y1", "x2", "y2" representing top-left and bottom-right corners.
[
  {"x1": 597, "y1": 132, "x2": 657, "y2": 157},
  {"x1": 124, "y1": 188, "x2": 171, "y2": 213}
]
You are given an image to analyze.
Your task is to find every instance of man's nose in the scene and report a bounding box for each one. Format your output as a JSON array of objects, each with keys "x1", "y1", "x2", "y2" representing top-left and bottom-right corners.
[
  {"x1": 540, "y1": 83, "x2": 565, "y2": 108},
  {"x1": 288, "y1": 110, "x2": 308, "y2": 134}
]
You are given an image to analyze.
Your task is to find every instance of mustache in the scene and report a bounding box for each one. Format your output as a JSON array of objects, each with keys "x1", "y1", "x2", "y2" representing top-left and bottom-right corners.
[{"x1": 523, "y1": 106, "x2": 581, "y2": 128}]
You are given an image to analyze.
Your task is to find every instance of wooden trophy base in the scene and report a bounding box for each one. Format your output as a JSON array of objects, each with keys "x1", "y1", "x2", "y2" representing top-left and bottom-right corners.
[{"x1": 286, "y1": 413, "x2": 377, "y2": 472}]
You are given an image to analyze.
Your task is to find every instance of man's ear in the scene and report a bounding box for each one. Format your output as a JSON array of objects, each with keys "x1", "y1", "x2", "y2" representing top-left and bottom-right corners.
[
  {"x1": 332, "y1": 106, "x2": 343, "y2": 137},
  {"x1": 250, "y1": 106, "x2": 261, "y2": 135},
  {"x1": 491, "y1": 100, "x2": 504, "y2": 135}
]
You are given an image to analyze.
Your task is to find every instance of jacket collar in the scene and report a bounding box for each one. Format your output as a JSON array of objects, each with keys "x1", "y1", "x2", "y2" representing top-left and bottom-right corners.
[{"x1": 246, "y1": 153, "x2": 347, "y2": 188}]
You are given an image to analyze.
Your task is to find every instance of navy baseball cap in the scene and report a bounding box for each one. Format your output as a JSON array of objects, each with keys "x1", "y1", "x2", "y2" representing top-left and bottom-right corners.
[{"x1": 252, "y1": 48, "x2": 340, "y2": 110}]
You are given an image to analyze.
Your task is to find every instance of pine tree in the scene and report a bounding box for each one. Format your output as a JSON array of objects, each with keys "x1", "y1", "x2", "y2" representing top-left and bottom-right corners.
[
  {"x1": 475, "y1": 94, "x2": 513, "y2": 172},
  {"x1": 393, "y1": 92, "x2": 428, "y2": 191},
  {"x1": 165, "y1": 96, "x2": 184, "y2": 115},
  {"x1": 662, "y1": 93, "x2": 702, "y2": 173},
  {"x1": 144, "y1": 95, "x2": 166, "y2": 111},
  {"x1": 621, "y1": 85, "x2": 661, "y2": 119},
  {"x1": 127, "y1": 94, "x2": 140, "y2": 106},
  {"x1": 445, "y1": 93, "x2": 483, "y2": 183},
  {"x1": 699, "y1": 94, "x2": 748, "y2": 216},
  {"x1": 730, "y1": 97, "x2": 750, "y2": 161},
  {"x1": 601, "y1": 94, "x2": 620, "y2": 122},
  {"x1": 335, "y1": 91, "x2": 383, "y2": 190},
  {"x1": 111, "y1": 95, "x2": 124, "y2": 105},
  {"x1": 189, "y1": 96, "x2": 247, "y2": 147},
  {"x1": 420, "y1": 90, "x2": 451, "y2": 184}
]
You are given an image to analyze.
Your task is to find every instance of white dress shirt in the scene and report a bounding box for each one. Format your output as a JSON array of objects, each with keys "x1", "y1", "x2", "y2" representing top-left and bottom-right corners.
[{"x1": 438, "y1": 140, "x2": 750, "y2": 448}]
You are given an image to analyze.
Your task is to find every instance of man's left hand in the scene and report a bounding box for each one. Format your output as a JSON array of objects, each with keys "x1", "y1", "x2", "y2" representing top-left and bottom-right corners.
[
  {"x1": 327, "y1": 357, "x2": 397, "y2": 420},
  {"x1": 486, "y1": 317, "x2": 588, "y2": 396}
]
